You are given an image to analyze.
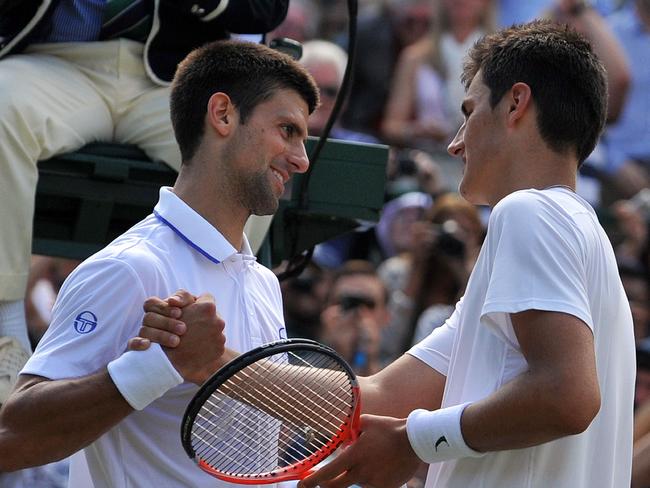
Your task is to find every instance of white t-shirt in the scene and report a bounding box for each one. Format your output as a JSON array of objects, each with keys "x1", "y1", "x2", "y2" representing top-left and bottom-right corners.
[
  {"x1": 23, "y1": 187, "x2": 287, "y2": 488},
  {"x1": 409, "y1": 187, "x2": 635, "y2": 488}
]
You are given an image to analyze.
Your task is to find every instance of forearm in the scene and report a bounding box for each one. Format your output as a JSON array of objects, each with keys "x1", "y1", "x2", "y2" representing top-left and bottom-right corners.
[
  {"x1": 461, "y1": 369, "x2": 599, "y2": 452},
  {"x1": 359, "y1": 354, "x2": 444, "y2": 418},
  {"x1": 0, "y1": 372, "x2": 132, "y2": 471}
]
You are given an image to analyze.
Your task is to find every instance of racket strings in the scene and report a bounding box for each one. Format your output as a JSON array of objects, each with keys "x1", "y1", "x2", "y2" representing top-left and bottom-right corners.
[
  {"x1": 195, "y1": 390, "x2": 330, "y2": 470},
  {"x1": 194, "y1": 350, "x2": 347, "y2": 462},
  {"x1": 194, "y1": 408, "x2": 286, "y2": 472},
  {"x1": 234, "y1": 356, "x2": 353, "y2": 429},
  {"x1": 191, "y1": 349, "x2": 356, "y2": 477},
  {"x1": 194, "y1": 388, "x2": 338, "y2": 472}
]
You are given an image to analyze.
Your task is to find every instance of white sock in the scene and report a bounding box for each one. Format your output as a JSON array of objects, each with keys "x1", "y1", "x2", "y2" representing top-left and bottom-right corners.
[{"x1": 0, "y1": 300, "x2": 32, "y2": 353}]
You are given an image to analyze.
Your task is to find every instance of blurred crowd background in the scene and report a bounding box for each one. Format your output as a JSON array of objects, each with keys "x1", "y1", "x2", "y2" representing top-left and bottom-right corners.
[{"x1": 20, "y1": 0, "x2": 649, "y2": 486}]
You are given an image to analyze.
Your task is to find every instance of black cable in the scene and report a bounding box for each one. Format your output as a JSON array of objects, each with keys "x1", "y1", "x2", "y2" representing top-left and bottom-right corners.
[
  {"x1": 299, "y1": 0, "x2": 358, "y2": 208},
  {"x1": 277, "y1": 0, "x2": 358, "y2": 282}
]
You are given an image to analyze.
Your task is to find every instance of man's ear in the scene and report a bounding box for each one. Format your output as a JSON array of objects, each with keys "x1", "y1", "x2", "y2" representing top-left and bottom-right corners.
[
  {"x1": 506, "y1": 82, "x2": 533, "y2": 127},
  {"x1": 207, "y1": 92, "x2": 236, "y2": 136}
]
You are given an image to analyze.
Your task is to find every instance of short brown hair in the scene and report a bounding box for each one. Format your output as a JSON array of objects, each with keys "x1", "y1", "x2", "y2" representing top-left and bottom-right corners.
[
  {"x1": 463, "y1": 20, "x2": 607, "y2": 165},
  {"x1": 170, "y1": 40, "x2": 319, "y2": 161}
]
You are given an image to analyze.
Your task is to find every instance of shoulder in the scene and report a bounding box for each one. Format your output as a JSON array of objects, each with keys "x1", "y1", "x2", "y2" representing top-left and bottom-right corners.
[
  {"x1": 490, "y1": 189, "x2": 548, "y2": 223},
  {"x1": 489, "y1": 189, "x2": 583, "y2": 239},
  {"x1": 487, "y1": 189, "x2": 592, "y2": 260},
  {"x1": 63, "y1": 221, "x2": 168, "y2": 292}
]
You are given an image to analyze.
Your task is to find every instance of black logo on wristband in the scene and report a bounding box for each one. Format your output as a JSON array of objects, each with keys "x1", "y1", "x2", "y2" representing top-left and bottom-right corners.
[{"x1": 435, "y1": 436, "x2": 449, "y2": 451}]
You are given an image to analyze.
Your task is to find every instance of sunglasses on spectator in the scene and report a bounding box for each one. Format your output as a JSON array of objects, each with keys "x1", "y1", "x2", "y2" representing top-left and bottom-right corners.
[
  {"x1": 337, "y1": 293, "x2": 377, "y2": 311},
  {"x1": 319, "y1": 85, "x2": 339, "y2": 98}
]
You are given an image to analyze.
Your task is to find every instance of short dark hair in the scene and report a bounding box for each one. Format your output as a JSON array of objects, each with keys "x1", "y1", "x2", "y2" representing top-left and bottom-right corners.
[
  {"x1": 463, "y1": 20, "x2": 607, "y2": 165},
  {"x1": 170, "y1": 40, "x2": 320, "y2": 161}
]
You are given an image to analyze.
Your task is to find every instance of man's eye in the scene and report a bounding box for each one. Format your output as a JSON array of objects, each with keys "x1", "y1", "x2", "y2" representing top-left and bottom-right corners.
[{"x1": 282, "y1": 125, "x2": 295, "y2": 136}]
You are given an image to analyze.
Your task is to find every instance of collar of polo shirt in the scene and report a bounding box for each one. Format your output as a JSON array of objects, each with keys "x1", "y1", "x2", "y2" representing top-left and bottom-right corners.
[{"x1": 153, "y1": 187, "x2": 254, "y2": 265}]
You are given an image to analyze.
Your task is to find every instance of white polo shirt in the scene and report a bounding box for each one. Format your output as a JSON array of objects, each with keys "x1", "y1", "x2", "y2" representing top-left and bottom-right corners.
[
  {"x1": 23, "y1": 187, "x2": 287, "y2": 488},
  {"x1": 409, "y1": 188, "x2": 635, "y2": 488}
]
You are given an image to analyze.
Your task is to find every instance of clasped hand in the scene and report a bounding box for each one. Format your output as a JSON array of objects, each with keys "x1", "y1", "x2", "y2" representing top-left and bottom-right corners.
[{"x1": 129, "y1": 289, "x2": 226, "y2": 385}]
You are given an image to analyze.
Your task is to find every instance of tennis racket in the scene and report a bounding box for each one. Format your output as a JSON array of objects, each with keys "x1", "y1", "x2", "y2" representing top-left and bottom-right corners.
[{"x1": 181, "y1": 338, "x2": 361, "y2": 484}]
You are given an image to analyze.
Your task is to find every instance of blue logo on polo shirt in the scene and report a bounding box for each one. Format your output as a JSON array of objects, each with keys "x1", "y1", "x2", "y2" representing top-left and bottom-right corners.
[{"x1": 74, "y1": 311, "x2": 98, "y2": 334}]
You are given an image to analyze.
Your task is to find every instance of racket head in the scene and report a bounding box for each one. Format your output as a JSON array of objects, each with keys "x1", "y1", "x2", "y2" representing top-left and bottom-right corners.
[{"x1": 181, "y1": 338, "x2": 360, "y2": 484}]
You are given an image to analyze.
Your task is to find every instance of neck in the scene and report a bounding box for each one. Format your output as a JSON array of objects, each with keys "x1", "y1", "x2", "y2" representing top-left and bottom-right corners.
[
  {"x1": 488, "y1": 151, "x2": 577, "y2": 206},
  {"x1": 173, "y1": 164, "x2": 248, "y2": 251}
]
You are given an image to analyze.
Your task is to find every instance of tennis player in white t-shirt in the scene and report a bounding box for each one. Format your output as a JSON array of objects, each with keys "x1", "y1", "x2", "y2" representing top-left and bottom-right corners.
[
  {"x1": 0, "y1": 40, "x2": 319, "y2": 487},
  {"x1": 137, "y1": 19, "x2": 634, "y2": 488},
  {"x1": 299, "y1": 19, "x2": 633, "y2": 488}
]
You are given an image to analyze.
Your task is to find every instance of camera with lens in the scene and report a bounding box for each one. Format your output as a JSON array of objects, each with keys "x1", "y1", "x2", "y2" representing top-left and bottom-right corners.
[{"x1": 432, "y1": 219, "x2": 466, "y2": 259}]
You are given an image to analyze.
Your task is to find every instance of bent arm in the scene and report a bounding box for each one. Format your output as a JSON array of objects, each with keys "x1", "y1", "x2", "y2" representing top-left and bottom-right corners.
[
  {"x1": 0, "y1": 372, "x2": 132, "y2": 471},
  {"x1": 461, "y1": 310, "x2": 600, "y2": 452}
]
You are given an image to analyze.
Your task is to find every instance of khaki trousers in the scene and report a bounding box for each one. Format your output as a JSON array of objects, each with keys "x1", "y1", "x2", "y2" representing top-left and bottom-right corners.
[{"x1": 0, "y1": 39, "x2": 180, "y2": 300}]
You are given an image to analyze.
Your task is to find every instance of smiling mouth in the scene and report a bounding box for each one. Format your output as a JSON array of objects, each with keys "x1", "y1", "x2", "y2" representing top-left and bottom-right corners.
[{"x1": 271, "y1": 168, "x2": 284, "y2": 183}]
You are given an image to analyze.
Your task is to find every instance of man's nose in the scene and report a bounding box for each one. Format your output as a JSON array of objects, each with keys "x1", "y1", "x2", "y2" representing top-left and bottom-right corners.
[
  {"x1": 447, "y1": 126, "x2": 465, "y2": 158},
  {"x1": 288, "y1": 141, "x2": 310, "y2": 174}
]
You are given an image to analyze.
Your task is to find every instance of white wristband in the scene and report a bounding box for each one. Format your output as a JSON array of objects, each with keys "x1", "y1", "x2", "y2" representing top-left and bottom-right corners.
[
  {"x1": 108, "y1": 343, "x2": 184, "y2": 410},
  {"x1": 406, "y1": 403, "x2": 483, "y2": 464}
]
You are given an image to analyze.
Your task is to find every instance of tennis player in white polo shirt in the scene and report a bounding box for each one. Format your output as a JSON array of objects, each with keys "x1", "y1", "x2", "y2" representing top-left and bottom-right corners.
[
  {"x1": 139, "y1": 20, "x2": 635, "y2": 488},
  {"x1": 0, "y1": 40, "x2": 319, "y2": 487}
]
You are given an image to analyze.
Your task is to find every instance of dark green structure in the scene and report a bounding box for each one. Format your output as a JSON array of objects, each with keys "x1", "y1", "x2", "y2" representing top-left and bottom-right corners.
[{"x1": 33, "y1": 138, "x2": 388, "y2": 268}]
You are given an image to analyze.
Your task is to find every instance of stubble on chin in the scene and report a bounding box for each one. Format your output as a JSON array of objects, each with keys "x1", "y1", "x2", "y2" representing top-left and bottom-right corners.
[{"x1": 244, "y1": 172, "x2": 281, "y2": 216}]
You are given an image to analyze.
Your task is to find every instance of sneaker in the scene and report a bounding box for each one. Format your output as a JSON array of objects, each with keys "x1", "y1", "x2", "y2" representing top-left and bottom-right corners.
[{"x1": 0, "y1": 336, "x2": 30, "y2": 405}]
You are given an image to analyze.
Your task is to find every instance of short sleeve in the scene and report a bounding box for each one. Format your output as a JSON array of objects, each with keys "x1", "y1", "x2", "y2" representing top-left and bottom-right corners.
[
  {"x1": 407, "y1": 297, "x2": 464, "y2": 377},
  {"x1": 23, "y1": 258, "x2": 148, "y2": 380},
  {"x1": 481, "y1": 192, "x2": 592, "y2": 345}
]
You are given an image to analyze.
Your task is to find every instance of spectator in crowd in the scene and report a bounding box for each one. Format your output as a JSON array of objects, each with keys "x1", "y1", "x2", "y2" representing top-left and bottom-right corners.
[
  {"x1": 291, "y1": 38, "x2": 381, "y2": 270},
  {"x1": 24, "y1": 256, "x2": 80, "y2": 348},
  {"x1": 498, "y1": 0, "x2": 625, "y2": 27},
  {"x1": 300, "y1": 39, "x2": 378, "y2": 143},
  {"x1": 0, "y1": 39, "x2": 319, "y2": 486},
  {"x1": 378, "y1": 192, "x2": 483, "y2": 363},
  {"x1": 619, "y1": 263, "x2": 650, "y2": 343},
  {"x1": 549, "y1": 0, "x2": 631, "y2": 123},
  {"x1": 319, "y1": 260, "x2": 390, "y2": 375},
  {"x1": 612, "y1": 193, "x2": 649, "y2": 270},
  {"x1": 280, "y1": 262, "x2": 333, "y2": 341},
  {"x1": 600, "y1": 0, "x2": 650, "y2": 198},
  {"x1": 375, "y1": 191, "x2": 433, "y2": 262},
  {"x1": 381, "y1": 0, "x2": 497, "y2": 150},
  {"x1": 0, "y1": 0, "x2": 289, "y2": 408},
  {"x1": 408, "y1": 193, "x2": 484, "y2": 344},
  {"x1": 340, "y1": 0, "x2": 433, "y2": 138},
  {"x1": 386, "y1": 148, "x2": 446, "y2": 199}
]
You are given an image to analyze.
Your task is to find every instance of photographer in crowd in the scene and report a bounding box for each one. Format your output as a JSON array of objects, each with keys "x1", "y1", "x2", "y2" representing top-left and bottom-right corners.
[{"x1": 319, "y1": 260, "x2": 390, "y2": 375}]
